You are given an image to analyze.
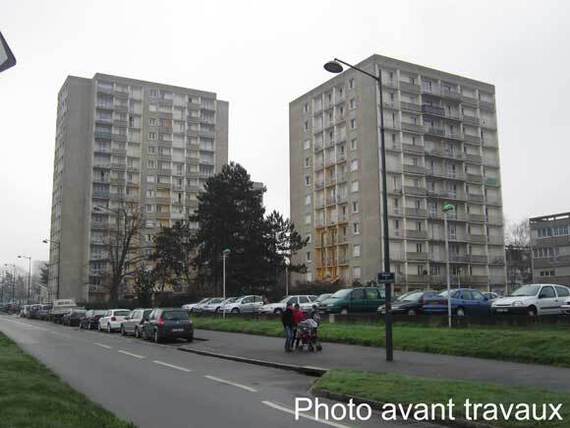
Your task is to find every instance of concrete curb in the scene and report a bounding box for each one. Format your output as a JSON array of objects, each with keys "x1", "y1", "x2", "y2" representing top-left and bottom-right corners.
[
  {"x1": 177, "y1": 346, "x2": 328, "y2": 376},
  {"x1": 312, "y1": 389, "x2": 499, "y2": 428}
]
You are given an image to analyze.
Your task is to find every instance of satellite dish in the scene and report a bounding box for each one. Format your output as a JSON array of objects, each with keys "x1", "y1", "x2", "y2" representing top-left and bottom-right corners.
[{"x1": 0, "y1": 32, "x2": 16, "y2": 73}]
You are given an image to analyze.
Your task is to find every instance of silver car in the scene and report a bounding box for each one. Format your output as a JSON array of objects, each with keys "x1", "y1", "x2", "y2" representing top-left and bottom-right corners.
[
  {"x1": 224, "y1": 295, "x2": 264, "y2": 313},
  {"x1": 120, "y1": 308, "x2": 152, "y2": 337}
]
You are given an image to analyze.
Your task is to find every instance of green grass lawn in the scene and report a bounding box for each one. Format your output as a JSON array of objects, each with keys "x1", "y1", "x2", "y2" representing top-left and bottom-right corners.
[
  {"x1": 0, "y1": 333, "x2": 135, "y2": 428},
  {"x1": 313, "y1": 369, "x2": 570, "y2": 428},
  {"x1": 191, "y1": 317, "x2": 570, "y2": 367}
]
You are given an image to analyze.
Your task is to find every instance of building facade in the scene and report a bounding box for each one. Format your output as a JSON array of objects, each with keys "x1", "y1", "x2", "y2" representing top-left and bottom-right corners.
[
  {"x1": 290, "y1": 54, "x2": 506, "y2": 293},
  {"x1": 529, "y1": 212, "x2": 570, "y2": 286},
  {"x1": 48, "y1": 74, "x2": 228, "y2": 302}
]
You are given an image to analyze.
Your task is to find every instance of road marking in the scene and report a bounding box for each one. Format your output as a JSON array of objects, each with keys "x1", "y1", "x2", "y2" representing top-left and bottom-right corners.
[
  {"x1": 153, "y1": 360, "x2": 192, "y2": 372},
  {"x1": 94, "y1": 342, "x2": 112, "y2": 349},
  {"x1": 118, "y1": 350, "x2": 145, "y2": 359},
  {"x1": 261, "y1": 400, "x2": 351, "y2": 428},
  {"x1": 204, "y1": 375, "x2": 257, "y2": 392}
]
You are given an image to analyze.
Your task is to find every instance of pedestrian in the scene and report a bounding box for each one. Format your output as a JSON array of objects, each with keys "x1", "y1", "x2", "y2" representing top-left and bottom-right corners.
[
  {"x1": 310, "y1": 304, "x2": 321, "y2": 326},
  {"x1": 281, "y1": 302, "x2": 294, "y2": 352},
  {"x1": 292, "y1": 303, "x2": 305, "y2": 349}
]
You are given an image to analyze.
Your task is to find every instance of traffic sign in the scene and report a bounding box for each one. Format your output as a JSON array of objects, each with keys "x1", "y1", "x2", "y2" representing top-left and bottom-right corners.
[{"x1": 377, "y1": 272, "x2": 395, "y2": 284}]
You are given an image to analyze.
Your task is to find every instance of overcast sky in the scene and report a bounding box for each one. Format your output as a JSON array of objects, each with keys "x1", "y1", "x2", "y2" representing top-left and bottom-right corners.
[{"x1": 1, "y1": 0, "x2": 569, "y2": 271}]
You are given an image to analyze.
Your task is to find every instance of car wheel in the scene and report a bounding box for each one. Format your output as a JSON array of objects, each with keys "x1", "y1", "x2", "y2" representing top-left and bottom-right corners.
[
  {"x1": 120, "y1": 326, "x2": 126, "y2": 336},
  {"x1": 407, "y1": 309, "x2": 417, "y2": 316},
  {"x1": 107, "y1": 324, "x2": 112, "y2": 333},
  {"x1": 153, "y1": 329, "x2": 161, "y2": 343},
  {"x1": 528, "y1": 306, "x2": 537, "y2": 317},
  {"x1": 456, "y1": 307, "x2": 466, "y2": 317},
  {"x1": 274, "y1": 309, "x2": 282, "y2": 315},
  {"x1": 231, "y1": 308, "x2": 240, "y2": 314},
  {"x1": 340, "y1": 308, "x2": 349, "y2": 315}
]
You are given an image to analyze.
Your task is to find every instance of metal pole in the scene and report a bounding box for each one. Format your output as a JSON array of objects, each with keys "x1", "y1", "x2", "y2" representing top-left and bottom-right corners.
[
  {"x1": 285, "y1": 264, "x2": 289, "y2": 297},
  {"x1": 376, "y1": 68, "x2": 393, "y2": 362},
  {"x1": 444, "y1": 213, "x2": 452, "y2": 328},
  {"x1": 222, "y1": 253, "x2": 226, "y2": 320},
  {"x1": 56, "y1": 241, "x2": 61, "y2": 299},
  {"x1": 27, "y1": 257, "x2": 31, "y2": 304}
]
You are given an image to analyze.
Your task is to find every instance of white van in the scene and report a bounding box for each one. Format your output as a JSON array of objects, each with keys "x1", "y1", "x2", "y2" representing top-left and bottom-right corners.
[{"x1": 50, "y1": 299, "x2": 78, "y2": 322}]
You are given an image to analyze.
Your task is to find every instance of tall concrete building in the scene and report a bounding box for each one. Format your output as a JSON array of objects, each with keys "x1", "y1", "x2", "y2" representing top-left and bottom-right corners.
[
  {"x1": 48, "y1": 74, "x2": 228, "y2": 302},
  {"x1": 290, "y1": 54, "x2": 506, "y2": 293},
  {"x1": 529, "y1": 212, "x2": 570, "y2": 286}
]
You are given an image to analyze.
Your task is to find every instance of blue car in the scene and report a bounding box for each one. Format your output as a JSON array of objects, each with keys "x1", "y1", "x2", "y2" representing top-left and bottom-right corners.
[{"x1": 422, "y1": 288, "x2": 491, "y2": 317}]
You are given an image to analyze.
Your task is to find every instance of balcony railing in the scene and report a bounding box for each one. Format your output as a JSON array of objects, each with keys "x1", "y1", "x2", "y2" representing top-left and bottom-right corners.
[
  {"x1": 464, "y1": 134, "x2": 482, "y2": 145},
  {"x1": 404, "y1": 185, "x2": 427, "y2": 196},
  {"x1": 484, "y1": 177, "x2": 500, "y2": 187},
  {"x1": 421, "y1": 104, "x2": 445, "y2": 116},
  {"x1": 465, "y1": 153, "x2": 482, "y2": 164},
  {"x1": 462, "y1": 115, "x2": 480, "y2": 126},
  {"x1": 399, "y1": 81, "x2": 421, "y2": 93},
  {"x1": 402, "y1": 143, "x2": 425, "y2": 154},
  {"x1": 468, "y1": 234, "x2": 487, "y2": 243},
  {"x1": 466, "y1": 173, "x2": 483, "y2": 184},
  {"x1": 401, "y1": 122, "x2": 425, "y2": 134},
  {"x1": 405, "y1": 208, "x2": 427, "y2": 217},
  {"x1": 468, "y1": 214, "x2": 486, "y2": 223},
  {"x1": 468, "y1": 193, "x2": 484, "y2": 203},
  {"x1": 405, "y1": 230, "x2": 428, "y2": 240},
  {"x1": 425, "y1": 127, "x2": 445, "y2": 137},
  {"x1": 400, "y1": 101, "x2": 421, "y2": 112},
  {"x1": 406, "y1": 251, "x2": 428, "y2": 261},
  {"x1": 403, "y1": 164, "x2": 426, "y2": 175}
]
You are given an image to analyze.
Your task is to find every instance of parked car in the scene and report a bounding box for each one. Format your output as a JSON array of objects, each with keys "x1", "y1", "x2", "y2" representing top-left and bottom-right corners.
[
  {"x1": 314, "y1": 293, "x2": 332, "y2": 305},
  {"x1": 319, "y1": 287, "x2": 385, "y2": 314},
  {"x1": 377, "y1": 290, "x2": 439, "y2": 316},
  {"x1": 260, "y1": 295, "x2": 317, "y2": 314},
  {"x1": 79, "y1": 309, "x2": 108, "y2": 329},
  {"x1": 120, "y1": 308, "x2": 152, "y2": 337},
  {"x1": 199, "y1": 297, "x2": 226, "y2": 313},
  {"x1": 62, "y1": 308, "x2": 86, "y2": 326},
  {"x1": 182, "y1": 298, "x2": 212, "y2": 312},
  {"x1": 50, "y1": 299, "x2": 78, "y2": 323},
  {"x1": 98, "y1": 309, "x2": 131, "y2": 333},
  {"x1": 216, "y1": 297, "x2": 237, "y2": 313},
  {"x1": 492, "y1": 284, "x2": 570, "y2": 316},
  {"x1": 562, "y1": 300, "x2": 570, "y2": 315},
  {"x1": 483, "y1": 292, "x2": 500, "y2": 301},
  {"x1": 223, "y1": 295, "x2": 264, "y2": 313},
  {"x1": 19, "y1": 305, "x2": 31, "y2": 318},
  {"x1": 423, "y1": 288, "x2": 491, "y2": 317},
  {"x1": 142, "y1": 308, "x2": 193, "y2": 343},
  {"x1": 28, "y1": 304, "x2": 43, "y2": 319},
  {"x1": 37, "y1": 304, "x2": 53, "y2": 320}
]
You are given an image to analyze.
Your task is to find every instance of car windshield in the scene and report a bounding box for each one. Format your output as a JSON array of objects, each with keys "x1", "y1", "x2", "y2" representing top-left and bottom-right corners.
[
  {"x1": 438, "y1": 290, "x2": 459, "y2": 298},
  {"x1": 223, "y1": 297, "x2": 236, "y2": 303},
  {"x1": 329, "y1": 289, "x2": 352, "y2": 299},
  {"x1": 94, "y1": 310, "x2": 107, "y2": 315},
  {"x1": 396, "y1": 291, "x2": 424, "y2": 302},
  {"x1": 511, "y1": 285, "x2": 540, "y2": 296},
  {"x1": 162, "y1": 310, "x2": 189, "y2": 321},
  {"x1": 315, "y1": 294, "x2": 331, "y2": 302},
  {"x1": 114, "y1": 311, "x2": 131, "y2": 317},
  {"x1": 209, "y1": 298, "x2": 224, "y2": 304},
  {"x1": 279, "y1": 296, "x2": 292, "y2": 303}
]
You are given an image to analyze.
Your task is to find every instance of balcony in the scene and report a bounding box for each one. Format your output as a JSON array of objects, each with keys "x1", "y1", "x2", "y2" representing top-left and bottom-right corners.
[
  {"x1": 425, "y1": 127, "x2": 445, "y2": 137},
  {"x1": 114, "y1": 104, "x2": 128, "y2": 113},
  {"x1": 391, "y1": 208, "x2": 404, "y2": 216},
  {"x1": 401, "y1": 122, "x2": 425, "y2": 134},
  {"x1": 407, "y1": 251, "x2": 428, "y2": 261},
  {"x1": 445, "y1": 131, "x2": 464, "y2": 141},
  {"x1": 403, "y1": 164, "x2": 426, "y2": 175},
  {"x1": 402, "y1": 143, "x2": 425, "y2": 154},
  {"x1": 484, "y1": 177, "x2": 500, "y2": 187},
  {"x1": 468, "y1": 234, "x2": 487, "y2": 244},
  {"x1": 461, "y1": 94, "x2": 478, "y2": 106},
  {"x1": 315, "y1": 180, "x2": 325, "y2": 190},
  {"x1": 468, "y1": 214, "x2": 486, "y2": 223},
  {"x1": 425, "y1": 149, "x2": 463, "y2": 161},
  {"x1": 404, "y1": 185, "x2": 427, "y2": 196},
  {"x1": 400, "y1": 101, "x2": 421, "y2": 112},
  {"x1": 466, "y1": 173, "x2": 482, "y2": 184},
  {"x1": 94, "y1": 131, "x2": 112, "y2": 140},
  {"x1": 487, "y1": 216, "x2": 503, "y2": 225},
  {"x1": 112, "y1": 133, "x2": 127, "y2": 143},
  {"x1": 405, "y1": 208, "x2": 427, "y2": 218},
  {"x1": 464, "y1": 134, "x2": 482, "y2": 145},
  {"x1": 421, "y1": 86, "x2": 441, "y2": 96},
  {"x1": 92, "y1": 191, "x2": 110, "y2": 199},
  {"x1": 468, "y1": 255, "x2": 488, "y2": 264},
  {"x1": 421, "y1": 104, "x2": 445, "y2": 117},
  {"x1": 479, "y1": 100, "x2": 495, "y2": 111},
  {"x1": 462, "y1": 115, "x2": 480, "y2": 126},
  {"x1": 441, "y1": 88, "x2": 462, "y2": 100},
  {"x1": 484, "y1": 158, "x2": 500, "y2": 167},
  {"x1": 467, "y1": 194, "x2": 484, "y2": 203},
  {"x1": 406, "y1": 230, "x2": 428, "y2": 240},
  {"x1": 470, "y1": 275, "x2": 490, "y2": 285},
  {"x1": 399, "y1": 81, "x2": 421, "y2": 93},
  {"x1": 464, "y1": 153, "x2": 482, "y2": 164},
  {"x1": 489, "y1": 256, "x2": 505, "y2": 266}
]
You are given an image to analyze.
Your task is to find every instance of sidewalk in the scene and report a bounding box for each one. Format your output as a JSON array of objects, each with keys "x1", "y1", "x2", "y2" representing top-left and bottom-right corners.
[{"x1": 182, "y1": 329, "x2": 570, "y2": 393}]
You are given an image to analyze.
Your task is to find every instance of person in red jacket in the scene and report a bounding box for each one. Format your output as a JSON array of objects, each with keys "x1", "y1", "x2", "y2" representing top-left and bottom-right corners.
[{"x1": 292, "y1": 303, "x2": 305, "y2": 349}]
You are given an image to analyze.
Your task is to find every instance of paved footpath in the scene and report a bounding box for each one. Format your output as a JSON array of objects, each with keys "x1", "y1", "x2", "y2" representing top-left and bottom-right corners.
[{"x1": 182, "y1": 329, "x2": 570, "y2": 393}]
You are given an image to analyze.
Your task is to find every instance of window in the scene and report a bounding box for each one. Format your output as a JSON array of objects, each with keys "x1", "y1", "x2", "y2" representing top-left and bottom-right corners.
[
  {"x1": 305, "y1": 214, "x2": 311, "y2": 225},
  {"x1": 148, "y1": 132, "x2": 156, "y2": 140},
  {"x1": 352, "y1": 266, "x2": 361, "y2": 279},
  {"x1": 304, "y1": 175, "x2": 311, "y2": 186},
  {"x1": 304, "y1": 121, "x2": 309, "y2": 131},
  {"x1": 305, "y1": 194, "x2": 311, "y2": 206},
  {"x1": 304, "y1": 157, "x2": 311, "y2": 168},
  {"x1": 539, "y1": 286, "x2": 556, "y2": 298},
  {"x1": 351, "y1": 138, "x2": 357, "y2": 150},
  {"x1": 146, "y1": 176, "x2": 155, "y2": 183},
  {"x1": 306, "y1": 251, "x2": 312, "y2": 262},
  {"x1": 306, "y1": 233, "x2": 312, "y2": 244},
  {"x1": 555, "y1": 286, "x2": 569, "y2": 297},
  {"x1": 304, "y1": 139, "x2": 311, "y2": 150},
  {"x1": 303, "y1": 103, "x2": 309, "y2": 113},
  {"x1": 350, "y1": 119, "x2": 356, "y2": 129},
  {"x1": 351, "y1": 181, "x2": 359, "y2": 193},
  {"x1": 353, "y1": 222, "x2": 360, "y2": 235},
  {"x1": 350, "y1": 159, "x2": 358, "y2": 171},
  {"x1": 349, "y1": 78, "x2": 355, "y2": 89},
  {"x1": 149, "y1": 118, "x2": 156, "y2": 126},
  {"x1": 352, "y1": 201, "x2": 359, "y2": 213},
  {"x1": 353, "y1": 244, "x2": 361, "y2": 257},
  {"x1": 350, "y1": 98, "x2": 356, "y2": 109}
]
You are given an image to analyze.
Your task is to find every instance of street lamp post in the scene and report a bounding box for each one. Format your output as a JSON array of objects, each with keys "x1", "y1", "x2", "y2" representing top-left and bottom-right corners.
[
  {"x1": 324, "y1": 58, "x2": 393, "y2": 361},
  {"x1": 222, "y1": 249, "x2": 231, "y2": 319},
  {"x1": 443, "y1": 203, "x2": 455, "y2": 328},
  {"x1": 43, "y1": 239, "x2": 61, "y2": 299},
  {"x1": 18, "y1": 255, "x2": 32, "y2": 304}
]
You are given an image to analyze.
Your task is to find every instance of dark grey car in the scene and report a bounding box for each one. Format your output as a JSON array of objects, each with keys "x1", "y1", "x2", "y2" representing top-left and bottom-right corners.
[
  {"x1": 120, "y1": 308, "x2": 152, "y2": 338},
  {"x1": 142, "y1": 308, "x2": 193, "y2": 343}
]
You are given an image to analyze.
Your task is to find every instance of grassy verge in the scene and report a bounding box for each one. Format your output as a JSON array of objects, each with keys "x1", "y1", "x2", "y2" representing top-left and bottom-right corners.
[
  {"x1": 191, "y1": 317, "x2": 570, "y2": 367},
  {"x1": 0, "y1": 333, "x2": 134, "y2": 428},
  {"x1": 312, "y1": 369, "x2": 570, "y2": 428}
]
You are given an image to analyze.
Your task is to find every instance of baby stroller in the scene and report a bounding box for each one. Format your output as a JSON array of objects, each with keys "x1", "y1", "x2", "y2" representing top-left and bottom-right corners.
[{"x1": 295, "y1": 318, "x2": 323, "y2": 352}]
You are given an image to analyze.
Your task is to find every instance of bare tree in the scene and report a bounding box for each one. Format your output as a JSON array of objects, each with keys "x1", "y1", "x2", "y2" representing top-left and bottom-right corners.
[
  {"x1": 505, "y1": 219, "x2": 530, "y2": 247},
  {"x1": 101, "y1": 202, "x2": 146, "y2": 303}
]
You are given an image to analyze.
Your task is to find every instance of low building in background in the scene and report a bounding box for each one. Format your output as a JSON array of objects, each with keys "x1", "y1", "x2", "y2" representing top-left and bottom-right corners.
[{"x1": 529, "y1": 212, "x2": 570, "y2": 286}]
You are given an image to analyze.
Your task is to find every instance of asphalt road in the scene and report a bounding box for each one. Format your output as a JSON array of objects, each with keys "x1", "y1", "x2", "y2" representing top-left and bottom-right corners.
[{"x1": 0, "y1": 315, "x2": 439, "y2": 428}]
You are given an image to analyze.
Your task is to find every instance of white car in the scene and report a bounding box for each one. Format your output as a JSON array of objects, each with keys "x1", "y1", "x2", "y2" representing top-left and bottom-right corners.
[
  {"x1": 182, "y1": 298, "x2": 210, "y2": 312},
  {"x1": 562, "y1": 300, "x2": 570, "y2": 315},
  {"x1": 224, "y1": 295, "x2": 264, "y2": 313},
  {"x1": 98, "y1": 309, "x2": 131, "y2": 332},
  {"x1": 260, "y1": 295, "x2": 318, "y2": 314},
  {"x1": 492, "y1": 284, "x2": 570, "y2": 316},
  {"x1": 200, "y1": 297, "x2": 226, "y2": 313}
]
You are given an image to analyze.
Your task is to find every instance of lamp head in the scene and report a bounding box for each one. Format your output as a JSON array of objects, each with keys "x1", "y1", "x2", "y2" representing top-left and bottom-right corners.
[
  {"x1": 222, "y1": 249, "x2": 231, "y2": 256},
  {"x1": 324, "y1": 60, "x2": 343, "y2": 74}
]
